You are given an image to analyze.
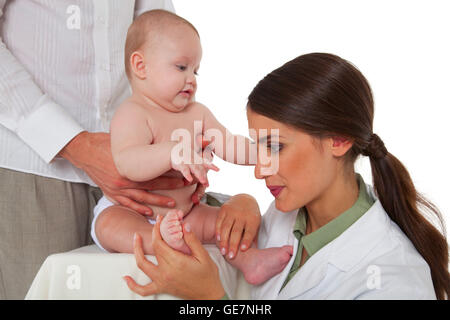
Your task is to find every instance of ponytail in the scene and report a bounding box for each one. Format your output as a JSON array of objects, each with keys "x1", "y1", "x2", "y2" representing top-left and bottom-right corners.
[
  {"x1": 248, "y1": 52, "x2": 450, "y2": 299},
  {"x1": 364, "y1": 134, "x2": 449, "y2": 299}
]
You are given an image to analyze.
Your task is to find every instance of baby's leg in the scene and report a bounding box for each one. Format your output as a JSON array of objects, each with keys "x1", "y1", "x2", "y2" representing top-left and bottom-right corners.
[
  {"x1": 227, "y1": 245, "x2": 294, "y2": 286},
  {"x1": 161, "y1": 204, "x2": 294, "y2": 285},
  {"x1": 95, "y1": 205, "x2": 156, "y2": 254}
]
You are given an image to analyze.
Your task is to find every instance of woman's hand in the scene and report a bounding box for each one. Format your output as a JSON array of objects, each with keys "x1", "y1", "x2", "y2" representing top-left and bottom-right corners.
[
  {"x1": 215, "y1": 194, "x2": 261, "y2": 259},
  {"x1": 59, "y1": 131, "x2": 187, "y2": 216},
  {"x1": 124, "y1": 216, "x2": 226, "y2": 300}
]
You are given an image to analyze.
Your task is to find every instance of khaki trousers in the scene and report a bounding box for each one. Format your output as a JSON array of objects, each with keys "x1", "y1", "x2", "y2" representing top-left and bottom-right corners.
[{"x1": 0, "y1": 167, "x2": 102, "y2": 299}]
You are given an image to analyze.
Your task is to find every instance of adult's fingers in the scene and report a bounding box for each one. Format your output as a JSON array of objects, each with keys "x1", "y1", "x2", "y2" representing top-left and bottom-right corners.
[
  {"x1": 124, "y1": 233, "x2": 161, "y2": 297},
  {"x1": 133, "y1": 233, "x2": 158, "y2": 276},
  {"x1": 218, "y1": 216, "x2": 235, "y2": 256},
  {"x1": 215, "y1": 208, "x2": 226, "y2": 241},
  {"x1": 141, "y1": 176, "x2": 186, "y2": 191},
  {"x1": 122, "y1": 189, "x2": 176, "y2": 208},
  {"x1": 115, "y1": 195, "x2": 154, "y2": 216},
  {"x1": 123, "y1": 276, "x2": 158, "y2": 297},
  {"x1": 227, "y1": 220, "x2": 245, "y2": 259},
  {"x1": 239, "y1": 223, "x2": 259, "y2": 251},
  {"x1": 182, "y1": 223, "x2": 210, "y2": 262}
]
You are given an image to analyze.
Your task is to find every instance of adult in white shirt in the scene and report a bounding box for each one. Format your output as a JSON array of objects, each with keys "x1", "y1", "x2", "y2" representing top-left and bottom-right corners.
[
  {"x1": 0, "y1": 0, "x2": 193, "y2": 299},
  {"x1": 125, "y1": 53, "x2": 449, "y2": 300}
]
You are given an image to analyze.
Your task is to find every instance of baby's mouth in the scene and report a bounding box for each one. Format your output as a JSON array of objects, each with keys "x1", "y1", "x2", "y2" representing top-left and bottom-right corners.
[{"x1": 181, "y1": 88, "x2": 193, "y2": 94}]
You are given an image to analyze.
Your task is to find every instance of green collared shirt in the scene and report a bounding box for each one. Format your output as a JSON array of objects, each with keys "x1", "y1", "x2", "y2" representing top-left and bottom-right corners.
[{"x1": 281, "y1": 174, "x2": 374, "y2": 290}]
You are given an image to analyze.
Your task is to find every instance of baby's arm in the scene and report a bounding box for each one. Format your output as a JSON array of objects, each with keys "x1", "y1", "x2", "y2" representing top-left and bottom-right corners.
[
  {"x1": 200, "y1": 103, "x2": 255, "y2": 165},
  {"x1": 110, "y1": 101, "x2": 177, "y2": 182}
]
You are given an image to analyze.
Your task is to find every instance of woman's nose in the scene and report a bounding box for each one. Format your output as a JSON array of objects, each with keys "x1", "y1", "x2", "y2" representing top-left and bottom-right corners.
[{"x1": 254, "y1": 159, "x2": 270, "y2": 179}]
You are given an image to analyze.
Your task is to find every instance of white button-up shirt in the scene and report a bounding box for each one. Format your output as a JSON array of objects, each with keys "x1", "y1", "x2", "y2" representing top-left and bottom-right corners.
[{"x1": 0, "y1": 0, "x2": 174, "y2": 185}]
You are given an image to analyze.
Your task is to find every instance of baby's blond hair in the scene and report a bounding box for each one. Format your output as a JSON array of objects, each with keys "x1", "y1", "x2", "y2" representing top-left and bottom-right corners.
[{"x1": 124, "y1": 9, "x2": 199, "y2": 80}]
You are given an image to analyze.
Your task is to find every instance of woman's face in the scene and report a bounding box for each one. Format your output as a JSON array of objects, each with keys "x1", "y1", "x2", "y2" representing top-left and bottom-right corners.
[{"x1": 247, "y1": 108, "x2": 340, "y2": 213}]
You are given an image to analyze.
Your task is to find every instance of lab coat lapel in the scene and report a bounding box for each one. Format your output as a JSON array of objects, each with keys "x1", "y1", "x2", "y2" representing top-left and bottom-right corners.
[
  {"x1": 251, "y1": 209, "x2": 298, "y2": 300},
  {"x1": 278, "y1": 196, "x2": 389, "y2": 299},
  {"x1": 277, "y1": 243, "x2": 330, "y2": 299}
]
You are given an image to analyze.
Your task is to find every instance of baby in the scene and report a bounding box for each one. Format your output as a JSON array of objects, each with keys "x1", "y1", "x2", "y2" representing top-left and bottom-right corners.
[{"x1": 91, "y1": 10, "x2": 292, "y2": 285}]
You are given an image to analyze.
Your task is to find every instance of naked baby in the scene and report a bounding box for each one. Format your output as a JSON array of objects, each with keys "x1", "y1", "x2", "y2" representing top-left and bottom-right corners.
[{"x1": 91, "y1": 10, "x2": 292, "y2": 285}]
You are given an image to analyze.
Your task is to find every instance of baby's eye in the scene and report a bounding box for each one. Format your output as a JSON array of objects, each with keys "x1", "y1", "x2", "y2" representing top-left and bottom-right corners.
[{"x1": 176, "y1": 65, "x2": 187, "y2": 71}]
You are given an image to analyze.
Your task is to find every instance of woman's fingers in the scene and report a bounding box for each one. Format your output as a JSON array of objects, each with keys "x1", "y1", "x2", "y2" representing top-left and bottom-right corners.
[
  {"x1": 218, "y1": 215, "x2": 234, "y2": 256},
  {"x1": 239, "y1": 223, "x2": 258, "y2": 251},
  {"x1": 123, "y1": 233, "x2": 160, "y2": 297},
  {"x1": 227, "y1": 220, "x2": 245, "y2": 259},
  {"x1": 182, "y1": 223, "x2": 210, "y2": 262},
  {"x1": 123, "y1": 276, "x2": 158, "y2": 297},
  {"x1": 133, "y1": 233, "x2": 158, "y2": 275},
  {"x1": 215, "y1": 207, "x2": 226, "y2": 242}
]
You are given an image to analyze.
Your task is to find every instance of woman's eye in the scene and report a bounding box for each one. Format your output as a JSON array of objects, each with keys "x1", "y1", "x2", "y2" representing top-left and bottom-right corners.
[
  {"x1": 177, "y1": 65, "x2": 187, "y2": 71},
  {"x1": 268, "y1": 143, "x2": 283, "y2": 153}
]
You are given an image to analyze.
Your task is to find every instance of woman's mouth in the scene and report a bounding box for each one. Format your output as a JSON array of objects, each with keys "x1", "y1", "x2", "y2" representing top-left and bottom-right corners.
[{"x1": 267, "y1": 186, "x2": 284, "y2": 198}]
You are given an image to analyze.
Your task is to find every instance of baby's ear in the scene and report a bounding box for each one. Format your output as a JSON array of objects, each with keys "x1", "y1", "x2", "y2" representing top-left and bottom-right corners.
[{"x1": 130, "y1": 51, "x2": 146, "y2": 79}]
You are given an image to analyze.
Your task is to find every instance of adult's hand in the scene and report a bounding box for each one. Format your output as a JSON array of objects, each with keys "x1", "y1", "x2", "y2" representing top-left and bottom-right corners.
[
  {"x1": 124, "y1": 216, "x2": 225, "y2": 300},
  {"x1": 216, "y1": 194, "x2": 261, "y2": 259},
  {"x1": 59, "y1": 131, "x2": 187, "y2": 216}
]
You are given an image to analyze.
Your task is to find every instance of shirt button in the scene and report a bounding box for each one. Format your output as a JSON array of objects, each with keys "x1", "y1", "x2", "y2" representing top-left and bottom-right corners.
[{"x1": 98, "y1": 16, "x2": 105, "y2": 24}]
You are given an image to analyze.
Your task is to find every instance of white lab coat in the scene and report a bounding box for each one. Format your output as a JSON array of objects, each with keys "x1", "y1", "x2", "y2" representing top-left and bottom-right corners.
[{"x1": 252, "y1": 184, "x2": 436, "y2": 300}]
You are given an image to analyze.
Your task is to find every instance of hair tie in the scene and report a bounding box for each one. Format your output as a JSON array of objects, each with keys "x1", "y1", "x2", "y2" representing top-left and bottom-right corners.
[{"x1": 362, "y1": 134, "x2": 387, "y2": 159}]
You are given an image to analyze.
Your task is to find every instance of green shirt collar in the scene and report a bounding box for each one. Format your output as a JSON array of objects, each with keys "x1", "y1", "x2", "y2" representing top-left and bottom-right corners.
[
  {"x1": 281, "y1": 174, "x2": 374, "y2": 291},
  {"x1": 293, "y1": 173, "x2": 374, "y2": 258}
]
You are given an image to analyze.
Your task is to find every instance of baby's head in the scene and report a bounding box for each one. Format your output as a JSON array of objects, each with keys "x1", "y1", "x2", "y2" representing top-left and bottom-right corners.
[{"x1": 125, "y1": 10, "x2": 201, "y2": 112}]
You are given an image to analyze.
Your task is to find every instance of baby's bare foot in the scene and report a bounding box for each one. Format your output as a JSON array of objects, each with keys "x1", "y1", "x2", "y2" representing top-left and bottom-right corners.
[
  {"x1": 240, "y1": 245, "x2": 293, "y2": 285},
  {"x1": 159, "y1": 209, "x2": 190, "y2": 254}
]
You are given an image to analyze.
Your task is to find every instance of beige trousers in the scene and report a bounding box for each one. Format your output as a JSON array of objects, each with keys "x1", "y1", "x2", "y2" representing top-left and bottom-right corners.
[{"x1": 0, "y1": 167, "x2": 102, "y2": 299}]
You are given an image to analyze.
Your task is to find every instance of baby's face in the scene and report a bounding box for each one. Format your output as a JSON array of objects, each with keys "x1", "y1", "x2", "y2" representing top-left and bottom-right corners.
[{"x1": 142, "y1": 26, "x2": 202, "y2": 112}]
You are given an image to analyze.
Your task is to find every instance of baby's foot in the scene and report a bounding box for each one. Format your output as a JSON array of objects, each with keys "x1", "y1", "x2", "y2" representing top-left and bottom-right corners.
[
  {"x1": 239, "y1": 245, "x2": 293, "y2": 285},
  {"x1": 160, "y1": 209, "x2": 191, "y2": 254}
]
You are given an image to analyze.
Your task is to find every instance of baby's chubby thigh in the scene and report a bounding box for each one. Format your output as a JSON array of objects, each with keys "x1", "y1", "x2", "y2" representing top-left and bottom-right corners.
[
  {"x1": 183, "y1": 203, "x2": 220, "y2": 244},
  {"x1": 147, "y1": 181, "x2": 197, "y2": 218}
]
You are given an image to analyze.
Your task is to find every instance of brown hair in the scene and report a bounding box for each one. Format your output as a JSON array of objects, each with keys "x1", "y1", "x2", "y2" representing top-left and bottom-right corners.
[
  {"x1": 248, "y1": 52, "x2": 449, "y2": 299},
  {"x1": 124, "y1": 9, "x2": 199, "y2": 79}
]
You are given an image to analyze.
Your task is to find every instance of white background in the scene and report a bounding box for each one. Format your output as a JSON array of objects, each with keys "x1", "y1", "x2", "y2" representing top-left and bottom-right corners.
[{"x1": 172, "y1": 0, "x2": 449, "y2": 230}]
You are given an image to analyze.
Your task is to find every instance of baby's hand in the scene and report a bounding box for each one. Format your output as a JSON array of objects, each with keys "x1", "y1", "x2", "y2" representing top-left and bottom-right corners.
[
  {"x1": 171, "y1": 151, "x2": 217, "y2": 186},
  {"x1": 172, "y1": 161, "x2": 209, "y2": 185}
]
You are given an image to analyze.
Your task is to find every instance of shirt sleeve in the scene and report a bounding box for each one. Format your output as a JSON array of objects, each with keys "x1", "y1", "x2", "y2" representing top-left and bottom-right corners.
[
  {"x1": 0, "y1": 0, "x2": 85, "y2": 164},
  {"x1": 134, "y1": 0, "x2": 176, "y2": 17}
]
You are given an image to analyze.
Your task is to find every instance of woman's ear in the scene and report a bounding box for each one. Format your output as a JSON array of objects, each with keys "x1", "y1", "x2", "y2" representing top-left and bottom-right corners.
[
  {"x1": 130, "y1": 51, "x2": 147, "y2": 80},
  {"x1": 330, "y1": 136, "x2": 354, "y2": 157}
]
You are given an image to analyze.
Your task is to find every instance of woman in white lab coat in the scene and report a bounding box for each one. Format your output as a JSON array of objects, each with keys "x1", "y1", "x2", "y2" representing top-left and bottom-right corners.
[{"x1": 125, "y1": 53, "x2": 449, "y2": 300}]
